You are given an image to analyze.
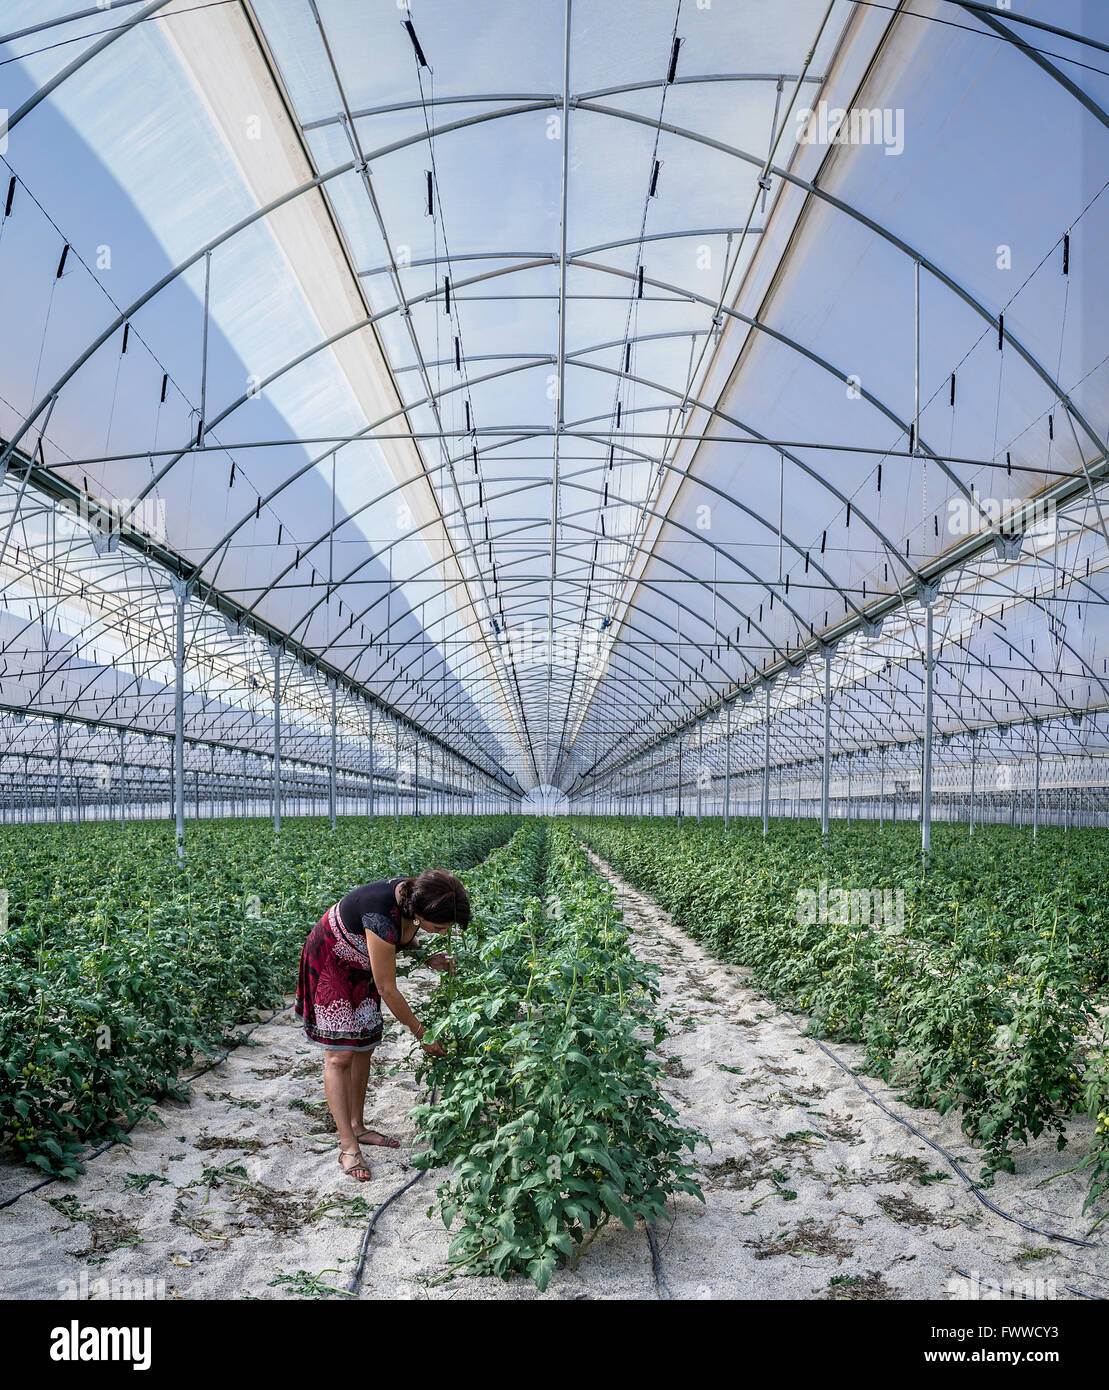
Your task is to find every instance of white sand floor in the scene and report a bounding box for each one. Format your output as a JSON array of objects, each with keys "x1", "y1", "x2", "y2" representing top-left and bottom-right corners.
[{"x1": 1, "y1": 848, "x2": 1105, "y2": 1302}]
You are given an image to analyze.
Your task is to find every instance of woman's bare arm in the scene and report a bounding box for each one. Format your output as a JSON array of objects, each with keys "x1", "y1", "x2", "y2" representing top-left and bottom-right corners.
[{"x1": 366, "y1": 933, "x2": 445, "y2": 1054}]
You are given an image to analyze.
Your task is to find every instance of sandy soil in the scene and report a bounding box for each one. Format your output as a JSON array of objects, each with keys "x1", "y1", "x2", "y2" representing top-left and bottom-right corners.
[
  {"x1": 1, "y1": 850, "x2": 1106, "y2": 1302},
  {"x1": 587, "y1": 849, "x2": 1109, "y2": 1302}
]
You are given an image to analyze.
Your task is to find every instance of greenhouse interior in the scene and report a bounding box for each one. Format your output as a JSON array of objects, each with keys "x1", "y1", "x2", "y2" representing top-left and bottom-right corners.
[{"x1": 2, "y1": 0, "x2": 1109, "y2": 1329}]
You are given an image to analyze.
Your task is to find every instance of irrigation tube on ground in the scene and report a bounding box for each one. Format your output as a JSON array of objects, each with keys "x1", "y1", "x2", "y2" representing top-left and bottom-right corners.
[{"x1": 0, "y1": 1002, "x2": 295, "y2": 1211}]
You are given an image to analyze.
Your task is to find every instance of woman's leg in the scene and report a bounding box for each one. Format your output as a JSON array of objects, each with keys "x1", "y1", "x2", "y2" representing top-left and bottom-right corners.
[
  {"x1": 323, "y1": 1050, "x2": 370, "y2": 1177},
  {"x1": 351, "y1": 1049, "x2": 399, "y2": 1147}
]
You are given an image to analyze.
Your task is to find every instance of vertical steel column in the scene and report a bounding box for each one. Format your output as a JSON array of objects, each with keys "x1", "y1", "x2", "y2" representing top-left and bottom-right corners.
[
  {"x1": 1033, "y1": 720, "x2": 1041, "y2": 839},
  {"x1": 724, "y1": 700, "x2": 732, "y2": 829},
  {"x1": 241, "y1": 749, "x2": 247, "y2": 820},
  {"x1": 272, "y1": 646, "x2": 282, "y2": 838},
  {"x1": 850, "y1": 756, "x2": 861, "y2": 828},
  {"x1": 329, "y1": 682, "x2": 337, "y2": 828},
  {"x1": 172, "y1": 577, "x2": 188, "y2": 860},
  {"x1": 54, "y1": 718, "x2": 62, "y2": 823},
  {"x1": 879, "y1": 743, "x2": 886, "y2": 828},
  {"x1": 969, "y1": 730, "x2": 977, "y2": 836},
  {"x1": 821, "y1": 647, "x2": 832, "y2": 844},
  {"x1": 199, "y1": 250, "x2": 211, "y2": 439},
  {"x1": 696, "y1": 720, "x2": 703, "y2": 822},
  {"x1": 676, "y1": 735, "x2": 684, "y2": 822},
  {"x1": 414, "y1": 741, "x2": 420, "y2": 819},
  {"x1": 368, "y1": 701, "x2": 375, "y2": 821},
  {"x1": 119, "y1": 727, "x2": 126, "y2": 828},
  {"x1": 921, "y1": 600, "x2": 935, "y2": 859},
  {"x1": 762, "y1": 680, "x2": 772, "y2": 838}
]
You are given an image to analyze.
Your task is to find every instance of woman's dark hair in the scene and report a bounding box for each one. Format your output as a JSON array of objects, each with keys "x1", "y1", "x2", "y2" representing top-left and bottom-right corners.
[{"x1": 397, "y1": 869, "x2": 470, "y2": 927}]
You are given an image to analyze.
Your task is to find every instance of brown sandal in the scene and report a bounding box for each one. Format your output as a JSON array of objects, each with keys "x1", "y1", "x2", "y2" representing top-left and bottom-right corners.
[
  {"x1": 338, "y1": 1148, "x2": 372, "y2": 1181},
  {"x1": 355, "y1": 1129, "x2": 400, "y2": 1149}
]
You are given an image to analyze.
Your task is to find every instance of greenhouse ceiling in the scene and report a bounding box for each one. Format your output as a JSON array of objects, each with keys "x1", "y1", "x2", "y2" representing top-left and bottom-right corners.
[{"x1": 1, "y1": 0, "x2": 1108, "y2": 796}]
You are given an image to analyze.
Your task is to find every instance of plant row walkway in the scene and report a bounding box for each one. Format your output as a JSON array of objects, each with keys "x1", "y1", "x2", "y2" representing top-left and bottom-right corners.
[
  {"x1": 582, "y1": 846, "x2": 1109, "y2": 1300},
  {"x1": 5, "y1": 817, "x2": 1105, "y2": 1298}
]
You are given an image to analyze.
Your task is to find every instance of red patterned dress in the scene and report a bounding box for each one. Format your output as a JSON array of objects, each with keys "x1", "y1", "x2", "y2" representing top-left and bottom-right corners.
[{"x1": 295, "y1": 878, "x2": 404, "y2": 1051}]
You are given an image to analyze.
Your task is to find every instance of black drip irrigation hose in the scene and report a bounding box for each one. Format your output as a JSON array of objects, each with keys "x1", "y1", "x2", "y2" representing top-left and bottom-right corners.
[
  {"x1": 344, "y1": 1085, "x2": 438, "y2": 1298},
  {"x1": 758, "y1": 989, "x2": 1099, "y2": 1252},
  {"x1": 598, "y1": 854, "x2": 1107, "y2": 1295},
  {"x1": 0, "y1": 1001, "x2": 295, "y2": 1211},
  {"x1": 645, "y1": 1220, "x2": 672, "y2": 1299},
  {"x1": 343, "y1": 1167, "x2": 428, "y2": 1296}
]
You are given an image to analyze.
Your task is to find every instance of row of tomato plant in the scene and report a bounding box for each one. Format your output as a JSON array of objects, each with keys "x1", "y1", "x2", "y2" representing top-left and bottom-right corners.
[
  {"x1": 574, "y1": 815, "x2": 1109, "y2": 1221},
  {"x1": 0, "y1": 814, "x2": 520, "y2": 1177},
  {"x1": 411, "y1": 821, "x2": 704, "y2": 1290}
]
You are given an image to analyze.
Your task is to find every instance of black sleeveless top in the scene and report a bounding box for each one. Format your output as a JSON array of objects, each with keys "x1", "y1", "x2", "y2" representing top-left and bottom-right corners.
[{"x1": 338, "y1": 878, "x2": 409, "y2": 947}]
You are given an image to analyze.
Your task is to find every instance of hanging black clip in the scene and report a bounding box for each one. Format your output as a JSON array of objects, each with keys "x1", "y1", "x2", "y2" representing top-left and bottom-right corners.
[
  {"x1": 667, "y1": 36, "x2": 682, "y2": 84},
  {"x1": 403, "y1": 19, "x2": 429, "y2": 67}
]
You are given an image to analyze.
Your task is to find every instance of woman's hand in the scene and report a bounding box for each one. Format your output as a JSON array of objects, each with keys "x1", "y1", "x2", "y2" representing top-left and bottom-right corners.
[
  {"x1": 426, "y1": 952, "x2": 455, "y2": 974},
  {"x1": 421, "y1": 1039, "x2": 447, "y2": 1058}
]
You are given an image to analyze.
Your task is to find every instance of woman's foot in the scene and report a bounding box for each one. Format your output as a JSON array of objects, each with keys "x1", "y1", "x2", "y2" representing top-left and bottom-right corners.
[
  {"x1": 338, "y1": 1148, "x2": 372, "y2": 1180},
  {"x1": 354, "y1": 1127, "x2": 400, "y2": 1148}
]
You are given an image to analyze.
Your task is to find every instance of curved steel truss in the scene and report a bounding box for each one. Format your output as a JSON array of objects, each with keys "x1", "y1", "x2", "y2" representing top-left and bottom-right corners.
[{"x1": 1, "y1": 0, "x2": 1108, "y2": 819}]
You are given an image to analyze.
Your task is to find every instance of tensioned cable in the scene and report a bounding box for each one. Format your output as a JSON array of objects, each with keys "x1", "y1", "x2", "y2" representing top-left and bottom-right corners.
[
  {"x1": 558, "y1": 0, "x2": 684, "y2": 779},
  {"x1": 5, "y1": 0, "x2": 1108, "y2": 84},
  {"x1": 407, "y1": 11, "x2": 538, "y2": 771},
  {"x1": 0, "y1": 0, "x2": 239, "y2": 66}
]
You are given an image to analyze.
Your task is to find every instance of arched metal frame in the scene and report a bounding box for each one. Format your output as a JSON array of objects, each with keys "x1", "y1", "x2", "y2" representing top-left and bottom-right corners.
[{"x1": 1, "y1": 0, "x2": 1107, "y2": 807}]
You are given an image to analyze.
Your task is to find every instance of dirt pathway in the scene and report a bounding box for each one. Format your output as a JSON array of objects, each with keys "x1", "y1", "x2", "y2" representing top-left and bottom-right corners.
[
  {"x1": 587, "y1": 848, "x2": 1109, "y2": 1301},
  {"x1": 3, "y1": 852, "x2": 1106, "y2": 1302},
  {"x1": 0, "y1": 974, "x2": 655, "y2": 1301}
]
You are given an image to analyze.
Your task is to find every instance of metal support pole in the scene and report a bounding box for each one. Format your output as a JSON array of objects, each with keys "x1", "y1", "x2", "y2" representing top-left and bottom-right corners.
[
  {"x1": 172, "y1": 577, "x2": 187, "y2": 860},
  {"x1": 696, "y1": 720, "x2": 703, "y2": 822},
  {"x1": 198, "y1": 250, "x2": 211, "y2": 439},
  {"x1": 676, "y1": 736, "x2": 684, "y2": 823},
  {"x1": 54, "y1": 718, "x2": 62, "y2": 823},
  {"x1": 879, "y1": 744, "x2": 886, "y2": 828},
  {"x1": 394, "y1": 723, "x2": 400, "y2": 821},
  {"x1": 850, "y1": 750, "x2": 861, "y2": 822},
  {"x1": 368, "y1": 701, "x2": 375, "y2": 820},
  {"x1": 328, "y1": 682, "x2": 337, "y2": 828},
  {"x1": 913, "y1": 258, "x2": 921, "y2": 456},
  {"x1": 1033, "y1": 720, "x2": 1041, "y2": 839},
  {"x1": 272, "y1": 646, "x2": 282, "y2": 838},
  {"x1": 119, "y1": 727, "x2": 126, "y2": 828},
  {"x1": 822, "y1": 648, "x2": 832, "y2": 844},
  {"x1": 724, "y1": 701, "x2": 732, "y2": 829},
  {"x1": 921, "y1": 601, "x2": 934, "y2": 859},
  {"x1": 762, "y1": 682, "x2": 772, "y2": 838},
  {"x1": 969, "y1": 731, "x2": 977, "y2": 836},
  {"x1": 414, "y1": 741, "x2": 420, "y2": 819}
]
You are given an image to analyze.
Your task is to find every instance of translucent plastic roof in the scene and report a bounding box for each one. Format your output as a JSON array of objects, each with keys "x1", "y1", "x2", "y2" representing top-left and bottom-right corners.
[{"x1": 1, "y1": 0, "x2": 1108, "y2": 795}]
